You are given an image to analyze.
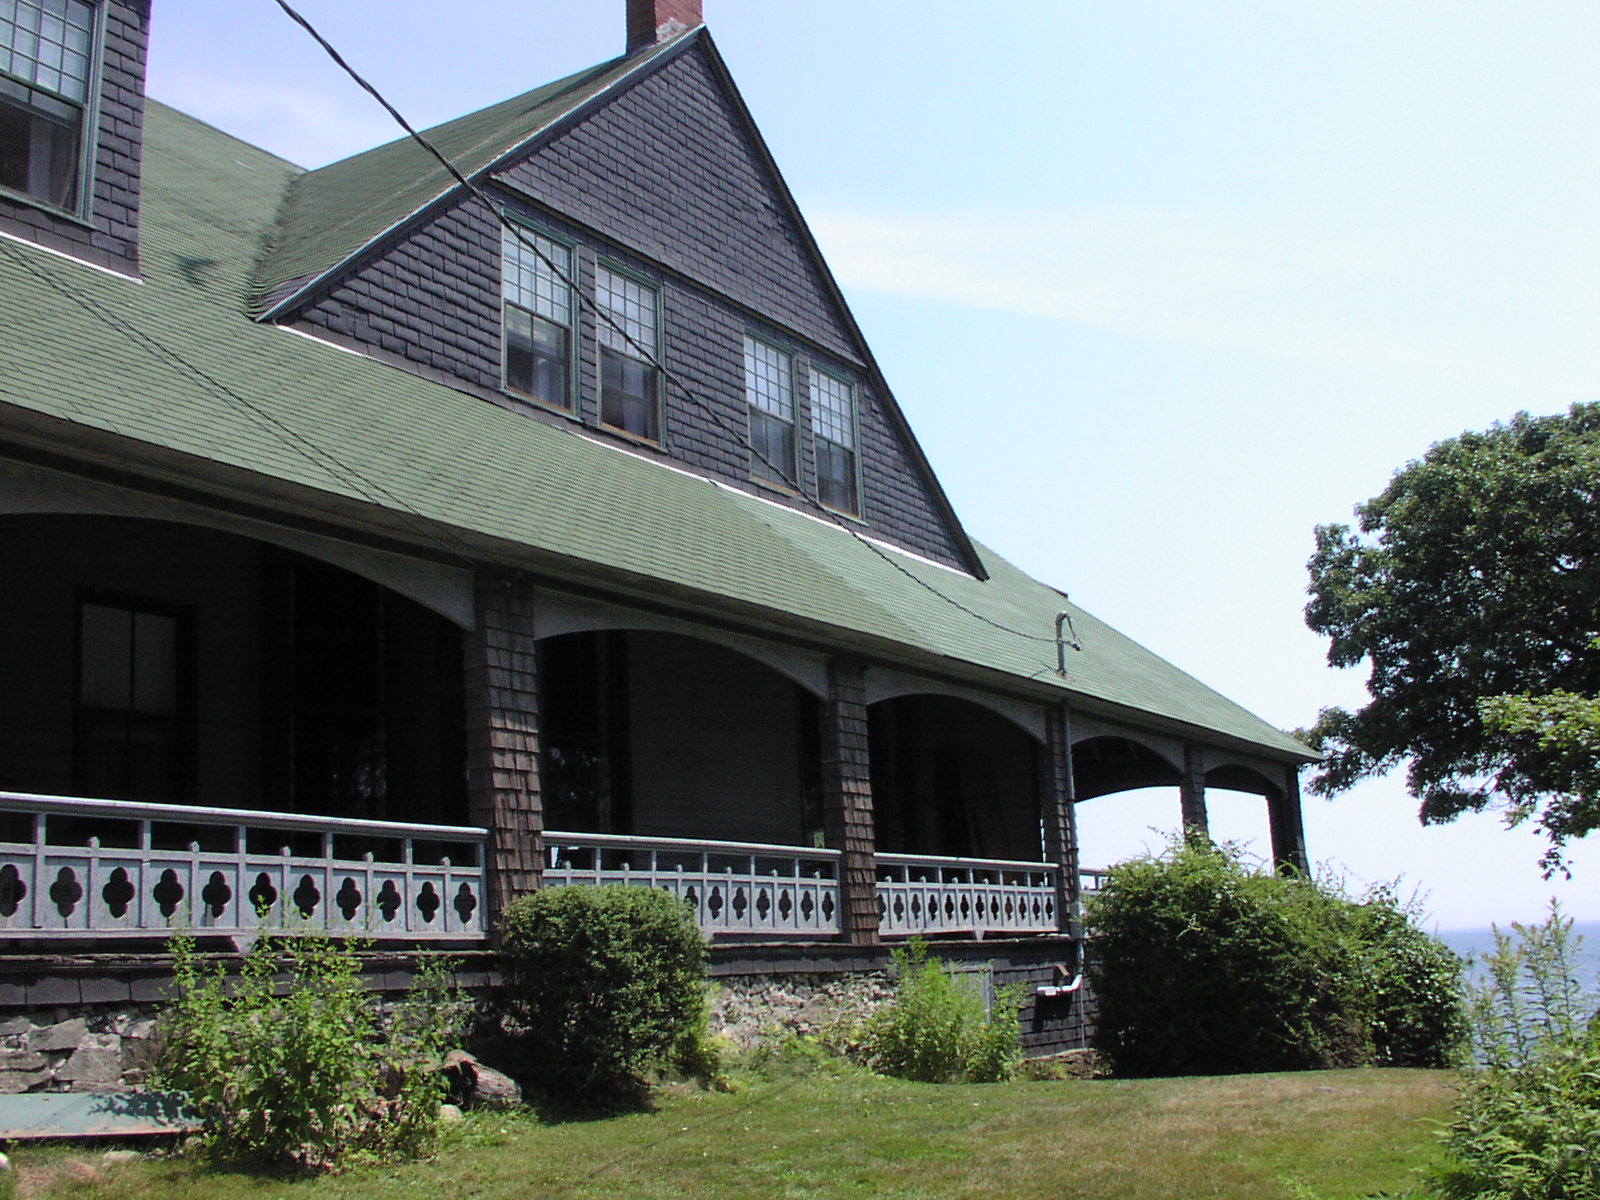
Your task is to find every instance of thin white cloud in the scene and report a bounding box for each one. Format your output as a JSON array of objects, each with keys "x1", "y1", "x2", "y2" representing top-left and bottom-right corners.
[
  {"x1": 152, "y1": 72, "x2": 397, "y2": 168},
  {"x1": 808, "y1": 205, "x2": 1600, "y2": 397}
]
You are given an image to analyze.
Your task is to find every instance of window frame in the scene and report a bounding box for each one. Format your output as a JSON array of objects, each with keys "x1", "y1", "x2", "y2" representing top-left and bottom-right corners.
[
  {"x1": 0, "y1": 0, "x2": 106, "y2": 221},
  {"x1": 72, "y1": 588, "x2": 196, "y2": 804},
  {"x1": 499, "y1": 214, "x2": 578, "y2": 414},
  {"x1": 594, "y1": 257, "x2": 664, "y2": 445},
  {"x1": 808, "y1": 362, "x2": 862, "y2": 517},
  {"x1": 743, "y1": 331, "x2": 799, "y2": 491}
]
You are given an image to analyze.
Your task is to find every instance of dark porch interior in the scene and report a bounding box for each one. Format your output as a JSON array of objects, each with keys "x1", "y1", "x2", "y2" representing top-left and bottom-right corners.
[
  {"x1": 537, "y1": 629, "x2": 822, "y2": 846},
  {"x1": 867, "y1": 694, "x2": 1041, "y2": 861},
  {"x1": 0, "y1": 515, "x2": 467, "y2": 830}
]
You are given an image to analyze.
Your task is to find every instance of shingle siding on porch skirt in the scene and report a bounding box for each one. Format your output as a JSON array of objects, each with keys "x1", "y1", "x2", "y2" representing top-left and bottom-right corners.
[
  {"x1": 1039, "y1": 705, "x2": 1080, "y2": 919},
  {"x1": 821, "y1": 658, "x2": 878, "y2": 944},
  {"x1": 465, "y1": 571, "x2": 544, "y2": 927}
]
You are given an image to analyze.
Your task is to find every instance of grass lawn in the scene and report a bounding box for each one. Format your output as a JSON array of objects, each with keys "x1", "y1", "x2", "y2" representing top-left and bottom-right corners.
[{"x1": 5, "y1": 1067, "x2": 1456, "y2": 1200}]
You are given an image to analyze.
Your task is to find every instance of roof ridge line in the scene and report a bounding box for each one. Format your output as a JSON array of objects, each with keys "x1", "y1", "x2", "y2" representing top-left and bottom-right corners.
[{"x1": 251, "y1": 29, "x2": 702, "y2": 323}]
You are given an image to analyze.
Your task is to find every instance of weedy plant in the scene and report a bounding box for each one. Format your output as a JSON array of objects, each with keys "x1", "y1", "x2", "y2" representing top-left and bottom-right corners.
[
  {"x1": 859, "y1": 939, "x2": 1023, "y2": 1083},
  {"x1": 156, "y1": 930, "x2": 467, "y2": 1173},
  {"x1": 1429, "y1": 903, "x2": 1600, "y2": 1200}
]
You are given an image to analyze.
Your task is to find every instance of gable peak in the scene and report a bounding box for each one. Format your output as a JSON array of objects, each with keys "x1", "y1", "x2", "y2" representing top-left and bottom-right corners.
[{"x1": 627, "y1": 0, "x2": 703, "y2": 54}]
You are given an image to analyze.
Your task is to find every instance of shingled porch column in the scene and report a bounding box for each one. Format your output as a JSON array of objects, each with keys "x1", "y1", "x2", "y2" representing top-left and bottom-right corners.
[
  {"x1": 1179, "y1": 743, "x2": 1210, "y2": 842},
  {"x1": 465, "y1": 569, "x2": 544, "y2": 933},
  {"x1": 1038, "y1": 703, "x2": 1080, "y2": 932},
  {"x1": 821, "y1": 657, "x2": 880, "y2": 945},
  {"x1": 1268, "y1": 767, "x2": 1311, "y2": 875}
]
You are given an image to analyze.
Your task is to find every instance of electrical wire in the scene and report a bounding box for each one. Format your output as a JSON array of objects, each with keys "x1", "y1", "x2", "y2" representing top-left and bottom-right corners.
[
  {"x1": 0, "y1": 235, "x2": 482, "y2": 572},
  {"x1": 270, "y1": 0, "x2": 1077, "y2": 658}
]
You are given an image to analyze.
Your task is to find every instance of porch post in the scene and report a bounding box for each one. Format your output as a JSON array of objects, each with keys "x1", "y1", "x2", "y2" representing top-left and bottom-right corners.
[
  {"x1": 821, "y1": 656, "x2": 879, "y2": 945},
  {"x1": 464, "y1": 569, "x2": 543, "y2": 932},
  {"x1": 1179, "y1": 743, "x2": 1209, "y2": 841},
  {"x1": 1038, "y1": 703, "x2": 1079, "y2": 932},
  {"x1": 1268, "y1": 766, "x2": 1311, "y2": 875}
]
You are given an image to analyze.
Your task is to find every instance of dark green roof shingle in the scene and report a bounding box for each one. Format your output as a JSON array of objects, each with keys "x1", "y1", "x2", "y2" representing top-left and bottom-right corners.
[
  {"x1": 0, "y1": 100, "x2": 1312, "y2": 764},
  {"x1": 251, "y1": 41, "x2": 681, "y2": 314}
]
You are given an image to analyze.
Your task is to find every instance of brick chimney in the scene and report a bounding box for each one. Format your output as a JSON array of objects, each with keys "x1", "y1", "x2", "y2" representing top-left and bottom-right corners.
[{"x1": 627, "y1": 0, "x2": 702, "y2": 54}]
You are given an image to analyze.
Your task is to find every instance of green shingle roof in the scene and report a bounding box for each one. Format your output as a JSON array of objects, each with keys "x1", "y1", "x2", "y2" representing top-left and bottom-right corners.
[
  {"x1": 252, "y1": 38, "x2": 682, "y2": 314},
  {"x1": 0, "y1": 101, "x2": 1312, "y2": 764}
]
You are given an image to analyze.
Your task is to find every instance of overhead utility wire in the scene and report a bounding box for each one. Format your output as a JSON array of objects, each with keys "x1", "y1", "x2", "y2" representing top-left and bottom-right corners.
[
  {"x1": 272, "y1": 0, "x2": 1078, "y2": 657},
  {"x1": 0, "y1": 236, "x2": 482, "y2": 572}
]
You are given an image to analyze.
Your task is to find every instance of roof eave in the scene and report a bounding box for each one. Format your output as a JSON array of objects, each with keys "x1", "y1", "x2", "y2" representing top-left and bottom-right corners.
[{"x1": 0, "y1": 411, "x2": 1311, "y2": 766}]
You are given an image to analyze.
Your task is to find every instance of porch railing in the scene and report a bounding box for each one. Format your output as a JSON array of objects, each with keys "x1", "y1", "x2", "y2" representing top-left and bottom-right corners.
[
  {"x1": 543, "y1": 831, "x2": 842, "y2": 938},
  {"x1": 544, "y1": 833, "x2": 1093, "y2": 941},
  {"x1": 876, "y1": 853, "x2": 1060, "y2": 937},
  {"x1": 0, "y1": 792, "x2": 488, "y2": 940}
]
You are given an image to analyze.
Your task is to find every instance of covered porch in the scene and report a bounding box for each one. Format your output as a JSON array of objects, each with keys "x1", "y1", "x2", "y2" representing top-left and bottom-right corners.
[{"x1": 0, "y1": 484, "x2": 1307, "y2": 949}]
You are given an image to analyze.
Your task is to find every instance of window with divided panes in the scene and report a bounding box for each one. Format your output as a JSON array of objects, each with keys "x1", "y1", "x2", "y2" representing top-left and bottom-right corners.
[
  {"x1": 597, "y1": 264, "x2": 660, "y2": 441},
  {"x1": 76, "y1": 595, "x2": 191, "y2": 803},
  {"x1": 810, "y1": 367, "x2": 858, "y2": 514},
  {"x1": 0, "y1": 0, "x2": 97, "y2": 212},
  {"x1": 501, "y1": 222, "x2": 574, "y2": 410},
  {"x1": 744, "y1": 335, "x2": 796, "y2": 488}
]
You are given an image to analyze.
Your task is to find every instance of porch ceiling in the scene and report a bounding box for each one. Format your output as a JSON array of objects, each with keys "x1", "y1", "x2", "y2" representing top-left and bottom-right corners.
[{"x1": 0, "y1": 103, "x2": 1311, "y2": 766}]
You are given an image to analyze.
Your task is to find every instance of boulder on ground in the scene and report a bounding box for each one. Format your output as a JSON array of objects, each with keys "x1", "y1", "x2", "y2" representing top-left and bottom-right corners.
[{"x1": 442, "y1": 1049, "x2": 521, "y2": 1109}]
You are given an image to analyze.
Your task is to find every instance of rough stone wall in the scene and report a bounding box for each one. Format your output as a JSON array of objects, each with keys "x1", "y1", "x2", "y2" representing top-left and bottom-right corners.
[
  {"x1": 0, "y1": 941, "x2": 1097, "y2": 1094},
  {"x1": 707, "y1": 972, "x2": 891, "y2": 1050},
  {"x1": 0, "y1": 1009, "x2": 160, "y2": 1094},
  {"x1": 709, "y1": 940, "x2": 1097, "y2": 1060}
]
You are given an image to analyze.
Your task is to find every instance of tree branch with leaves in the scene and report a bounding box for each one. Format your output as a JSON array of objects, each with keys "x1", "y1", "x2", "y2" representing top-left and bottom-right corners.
[{"x1": 1303, "y1": 403, "x2": 1600, "y2": 876}]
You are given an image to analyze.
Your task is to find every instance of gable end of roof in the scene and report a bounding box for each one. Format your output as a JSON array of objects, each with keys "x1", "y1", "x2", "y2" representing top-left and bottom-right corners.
[{"x1": 250, "y1": 30, "x2": 703, "y2": 323}]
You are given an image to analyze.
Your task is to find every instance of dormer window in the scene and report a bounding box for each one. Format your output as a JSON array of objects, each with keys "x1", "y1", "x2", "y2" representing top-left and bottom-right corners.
[
  {"x1": 597, "y1": 263, "x2": 661, "y2": 442},
  {"x1": 811, "y1": 366, "x2": 859, "y2": 515},
  {"x1": 502, "y1": 221, "x2": 575, "y2": 411},
  {"x1": 744, "y1": 335, "x2": 796, "y2": 488},
  {"x1": 0, "y1": 0, "x2": 96, "y2": 214}
]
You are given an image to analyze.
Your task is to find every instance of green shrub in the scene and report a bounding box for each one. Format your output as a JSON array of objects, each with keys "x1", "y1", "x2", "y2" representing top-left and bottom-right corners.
[
  {"x1": 859, "y1": 940, "x2": 1023, "y2": 1083},
  {"x1": 156, "y1": 931, "x2": 464, "y2": 1172},
  {"x1": 1086, "y1": 840, "x2": 1465, "y2": 1076},
  {"x1": 1348, "y1": 886, "x2": 1468, "y2": 1068},
  {"x1": 498, "y1": 884, "x2": 709, "y2": 1105},
  {"x1": 1430, "y1": 905, "x2": 1600, "y2": 1200}
]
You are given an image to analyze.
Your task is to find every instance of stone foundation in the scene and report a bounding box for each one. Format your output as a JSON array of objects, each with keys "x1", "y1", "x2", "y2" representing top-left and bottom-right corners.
[
  {"x1": 0, "y1": 939, "x2": 1097, "y2": 1094},
  {"x1": 707, "y1": 971, "x2": 892, "y2": 1049},
  {"x1": 0, "y1": 1009, "x2": 162, "y2": 1094},
  {"x1": 708, "y1": 940, "x2": 1096, "y2": 1059}
]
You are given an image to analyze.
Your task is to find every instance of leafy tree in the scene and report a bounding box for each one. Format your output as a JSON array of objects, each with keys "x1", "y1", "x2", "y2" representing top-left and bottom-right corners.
[
  {"x1": 1304, "y1": 403, "x2": 1600, "y2": 874},
  {"x1": 1477, "y1": 688, "x2": 1600, "y2": 854}
]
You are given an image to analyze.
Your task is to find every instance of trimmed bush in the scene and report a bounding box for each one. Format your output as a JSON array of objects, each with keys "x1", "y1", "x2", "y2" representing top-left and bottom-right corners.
[
  {"x1": 498, "y1": 884, "x2": 709, "y2": 1104},
  {"x1": 156, "y1": 932, "x2": 463, "y2": 1172},
  {"x1": 1086, "y1": 840, "x2": 1464, "y2": 1076},
  {"x1": 859, "y1": 940, "x2": 1023, "y2": 1083}
]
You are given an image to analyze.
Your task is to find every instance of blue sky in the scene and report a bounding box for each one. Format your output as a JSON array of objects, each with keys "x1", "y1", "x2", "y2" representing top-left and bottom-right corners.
[{"x1": 145, "y1": 0, "x2": 1600, "y2": 928}]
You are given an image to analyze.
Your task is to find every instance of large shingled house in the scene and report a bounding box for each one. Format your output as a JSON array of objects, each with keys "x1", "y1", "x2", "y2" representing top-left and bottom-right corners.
[{"x1": 0, "y1": 0, "x2": 1313, "y2": 1057}]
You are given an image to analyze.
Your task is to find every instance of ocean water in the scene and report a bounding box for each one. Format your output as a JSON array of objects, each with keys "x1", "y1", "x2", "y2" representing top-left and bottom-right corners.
[{"x1": 1438, "y1": 920, "x2": 1600, "y2": 993}]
